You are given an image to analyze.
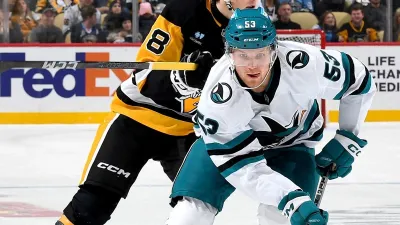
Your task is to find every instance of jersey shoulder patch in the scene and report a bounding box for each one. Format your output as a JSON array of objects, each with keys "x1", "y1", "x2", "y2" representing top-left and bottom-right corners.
[
  {"x1": 285, "y1": 49, "x2": 310, "y2": 70},
  {"x1": 278, "y1": 41, "x2": 318, "y2": 71},
  {"x1": 210, "y1": 82, "x2": 233, "y2": 104}
]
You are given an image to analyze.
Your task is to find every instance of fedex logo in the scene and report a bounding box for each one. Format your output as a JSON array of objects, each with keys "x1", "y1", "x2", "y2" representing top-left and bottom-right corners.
[{"x1": 0, "y1": 52, "x2": 130, "y2": 98}]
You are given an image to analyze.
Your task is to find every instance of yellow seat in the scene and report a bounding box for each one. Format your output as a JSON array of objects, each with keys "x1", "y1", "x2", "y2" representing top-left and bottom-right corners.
[
  {"x1": 54, "y1": 13, "x2": 64, "y2": 30},
  {"x1": 65, "y1": 32, "x2": 71, "y2": 43},
  {"x1": 290, "y1": 12, "x2": 318, "y2": 29},
  {"x1": 332, "y1": 12, "x2": 351, "y2": 29},
  {"x1": 101, "y1": 14, "x2": 107, "y2": 25}
]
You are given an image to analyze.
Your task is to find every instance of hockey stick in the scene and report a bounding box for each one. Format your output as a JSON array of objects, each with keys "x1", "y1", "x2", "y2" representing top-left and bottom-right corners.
[
  {"x1": 0, "y1": 61, "x2": 197, "y2": 72},
  {"x1": 305, "y1": 165, "x2": 336, "y2": 225},
  {"x1": 314, "y1": 172, "x2": 329, "y2": 207},
  {"x1": 314, "y1": 164, "x2": 336, "y2": 207}
]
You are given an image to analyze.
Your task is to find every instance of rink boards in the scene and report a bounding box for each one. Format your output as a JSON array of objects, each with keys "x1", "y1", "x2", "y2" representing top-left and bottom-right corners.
[{"x1": 0, "y1": 43, "x2": 399, "y2": 124}]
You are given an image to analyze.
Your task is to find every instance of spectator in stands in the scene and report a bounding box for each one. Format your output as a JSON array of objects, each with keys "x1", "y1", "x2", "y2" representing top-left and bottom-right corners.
[
  {"x1": 26, "y1": 0, "x2": 36, "y2": 11},
  {"x1": 355, "y1": 0, "x2": 369, "y2": 6},
  {"x1": 278, "y1": 0, "x2": 313, "y2": 12},
  {"x1": 70, "y1": 5, "x2": 105, "y2": 42},
  {"x1": 314, "y1": 0, "x2": 345, "y2": 18},
  {"x1": 138, "y1": 2, "x2": 156, "y2": 39},
  {"x1": 29, "y1": 8, "x2": 63, "y2": 42},
  {"x1": 118, "y1": 14, "x2": 142, "y2": 42},
  {"x1": 92, "y1": 0, "x2": 110, "y2": 14},
  {"x1": 363, "y1": 0, "x2": 386, "y2": 32},
  {"x1": 312, "y1": 11, "x2": 338, "y2": 42},
  {"x1": 147, "y1": 0, "x2": 161, "y2": 8},
  {"x1": 0, "y1": 9, "x2": 24, "y2": 42},
  {"x1": 103, "y1": 0, "x2": 130, "y2": 32},
  {"x1": 35, "y1": 0, "x2": 78, "y2": 14},
  {"x1": 10, "y1": 0, "x2": 37, "y2": 42},
  {"x1": 393, "y1": 8, "x2": 400, "y2": 41},
  {"x1": 265, "y1": 0, "x2": 278, "y2": 22},
  {"x1": 154, "y1": 3, "x2": 165, "y2": 18},
  {"x1": 394, "y1": 1, "x2": 400, "y2": 14},
  {"x1": 337, "y1": 3, "x2": 379, "y2": 42},
  {"x1": 62, "y1": 0, "x2": 101, "y2": 35},
  {"x1": 106, "y1": 31, "x2": 125, "y2": 42},
  {"x1": 96, "y1": 0, "x2": 130, "y2": 14},
  {"x1": 273, "y1": 2, "x2": 301, "y2": 30}
]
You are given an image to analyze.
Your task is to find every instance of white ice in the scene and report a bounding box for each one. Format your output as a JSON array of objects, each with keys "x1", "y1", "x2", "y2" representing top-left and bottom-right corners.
[{"x1": 0, "y1": 123, "x2": 399, "y2": 225}]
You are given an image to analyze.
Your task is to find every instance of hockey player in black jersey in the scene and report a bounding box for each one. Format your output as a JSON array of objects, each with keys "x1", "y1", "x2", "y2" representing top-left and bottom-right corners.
[{"x1": 56, "y1": 0, "x2": 262, "y2": 224}]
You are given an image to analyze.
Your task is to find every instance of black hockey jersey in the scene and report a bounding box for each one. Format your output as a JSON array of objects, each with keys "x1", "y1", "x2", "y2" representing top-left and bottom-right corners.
[{"x1": 111, "y1": 0, "x2": 229, "y2": 136}]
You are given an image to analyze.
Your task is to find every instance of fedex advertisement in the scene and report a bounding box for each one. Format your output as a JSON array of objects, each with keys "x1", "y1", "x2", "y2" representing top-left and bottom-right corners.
[
  {"x1": 0, "y1": 46, "x2": 138, "y2": 123},
  {"x1": 0, "y1": 52, "x2": 131, "y2": 98}
]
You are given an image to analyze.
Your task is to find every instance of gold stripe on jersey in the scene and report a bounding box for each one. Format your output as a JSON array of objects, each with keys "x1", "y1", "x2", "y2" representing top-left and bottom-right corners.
[
  {"x1": 79, "y1": 113, "x2": 119, "y2": 185},
  {"x1": 206, "y1": 0, "x2": 222, "y2": 27},
  {"x1": 111, "y1": 94, "x2": 195, "y2": 136},
  {"x1": 134, "y1": 68, "x2": 150, "y2": 92},
  {"x1": 137, "y1": 78, "x2": 147, "y2": 91},
  {"x1": 58, "y1": 215, "x2": 74, "y2": 225},
  {"x1": 136, "y1": 15, "x2": 184, "y2": 63}
]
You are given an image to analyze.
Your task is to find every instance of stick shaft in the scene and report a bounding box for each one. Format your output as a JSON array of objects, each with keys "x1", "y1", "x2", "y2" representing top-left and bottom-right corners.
[
  {"x1": 314, "y1": 163, "x2": 336, "y2": 207},
  {"x1": 0, "y1": 61, "x2": 197, "y2": 71},
  {"x1": 314, "y1": 175, "x2": 329, "y2": 207}
]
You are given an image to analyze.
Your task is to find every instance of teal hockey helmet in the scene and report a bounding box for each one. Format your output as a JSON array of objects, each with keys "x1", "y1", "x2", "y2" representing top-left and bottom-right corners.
[{"x1": 224, "y1": 7, "x2": 276, "y2": 50}]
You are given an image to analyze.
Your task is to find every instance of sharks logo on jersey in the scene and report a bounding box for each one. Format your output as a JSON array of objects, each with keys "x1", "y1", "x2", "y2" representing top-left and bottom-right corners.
[
  {"x1": 286, "y1": 50, "x2": 309, "y2": 69},
  {"x1": 210, "y1": 82, "x2": 232, "y2": 104},
  {"x1": 259, "y1": 112, "x2": 300, "y2": 148}
]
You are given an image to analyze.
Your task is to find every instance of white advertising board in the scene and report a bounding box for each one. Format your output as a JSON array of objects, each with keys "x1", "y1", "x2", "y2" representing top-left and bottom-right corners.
[
  {"x1": 0, "y1": 44, "x2": 399, "y2": 123},
  {"x1": 326, "y1": 44, "x2": 400, "y2": 122},
  {"x1": 0, "y1": 46, "x2": 138, "y2": 123}
]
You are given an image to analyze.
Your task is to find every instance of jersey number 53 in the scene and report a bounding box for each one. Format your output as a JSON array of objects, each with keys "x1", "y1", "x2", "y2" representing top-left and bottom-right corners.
[
  {"x1": 321, "y1": 50, "x2": 341, "y2": 82},
  {"x1": 195, "y1": 111, "x2": 219, "y2": 135}
]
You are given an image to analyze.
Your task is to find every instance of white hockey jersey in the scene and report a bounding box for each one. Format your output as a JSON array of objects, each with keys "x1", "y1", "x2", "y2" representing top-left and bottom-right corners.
[{"x1": 194, "y1": 41, "x2": 376, "y2": 207}]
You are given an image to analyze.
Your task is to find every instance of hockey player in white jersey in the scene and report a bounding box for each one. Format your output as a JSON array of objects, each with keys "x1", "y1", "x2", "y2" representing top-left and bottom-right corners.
[{"x1": 166, "y1": 7, "x2": 375, "y2": 225}]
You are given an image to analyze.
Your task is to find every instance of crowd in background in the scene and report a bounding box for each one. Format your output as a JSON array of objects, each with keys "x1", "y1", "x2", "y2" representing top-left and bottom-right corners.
[
  {"x1": 0, "y1": 0, "x2": 399, "y2": 43},
  {"x1": 0, "y1": 0, "x2": 167, "y2": 43},
  {"x1": 267, "y1": 0, "x2": 396, "y2": 42}
]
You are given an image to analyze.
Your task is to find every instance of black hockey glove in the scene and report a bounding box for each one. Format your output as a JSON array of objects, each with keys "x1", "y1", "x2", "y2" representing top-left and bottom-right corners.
[{"x1": 180, "y1": 50, "x2": 214, "y2": 89}]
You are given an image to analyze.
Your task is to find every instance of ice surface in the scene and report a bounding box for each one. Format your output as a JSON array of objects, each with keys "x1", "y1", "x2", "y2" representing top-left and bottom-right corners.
[{"x1": 0, "y1": 123, "x2": 399, "y2": 225}]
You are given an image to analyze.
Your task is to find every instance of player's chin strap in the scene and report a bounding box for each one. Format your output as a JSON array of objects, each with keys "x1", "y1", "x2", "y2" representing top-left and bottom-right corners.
[{"x1": 230, "y1": 47, "x2": 278, "y2": 90}]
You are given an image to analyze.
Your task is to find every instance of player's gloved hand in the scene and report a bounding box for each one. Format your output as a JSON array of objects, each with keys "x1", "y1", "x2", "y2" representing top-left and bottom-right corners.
[
  {"x1": 278, "y1": 190, "x2": 328, "y2": 225},
  {"x1": 179, "y1": 50, "x2": 214, "y2": 89},
  {"x1": 315, "y1": 130, "x2": 367, "y2": 180}
]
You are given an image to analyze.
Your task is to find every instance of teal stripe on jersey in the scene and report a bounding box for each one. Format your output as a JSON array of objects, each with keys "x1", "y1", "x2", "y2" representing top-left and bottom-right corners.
[
  {"x1": 350, "y1": 66, "x2": 372, "y2": 96},
  {"x1": 284, "y1": 100, "x2": 320, "y2": 146},
  {"x1": 220, "y1": 155, "x2": 265, "y2": 178},
  {"x1": 275, "y1": 126, "x2": 298, "y2": 138},
  {"x1": 206, "y1": 130, "x2": 253, "y2": 151},
  {"x1": 334, "y1": 52, "x2": 351, "y2": 100},
  {"x1": 360, "y1": 74, "x2": 372, "y2": 94},
  {"x1": 303, "y1": 100, "x2": 319, "y2": 132}
]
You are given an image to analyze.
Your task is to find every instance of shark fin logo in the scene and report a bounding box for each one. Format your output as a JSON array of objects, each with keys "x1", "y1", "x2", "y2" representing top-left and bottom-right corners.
[
  {"x1": 286, "y1": 50, "x2": 309, "y2": 69},
  {"x1": 210, "y1": 82, "x2": 232, "y2": 104}
]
